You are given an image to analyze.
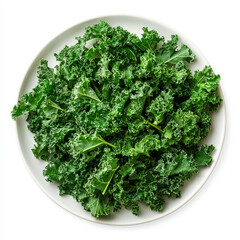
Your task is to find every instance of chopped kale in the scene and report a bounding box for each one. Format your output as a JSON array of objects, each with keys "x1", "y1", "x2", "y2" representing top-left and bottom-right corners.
[{"x1": 12, "y1": 21, "x2": 221, "y2": 218}]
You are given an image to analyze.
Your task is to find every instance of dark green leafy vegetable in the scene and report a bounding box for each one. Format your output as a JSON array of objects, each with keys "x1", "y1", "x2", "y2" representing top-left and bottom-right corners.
[{"x1": 12, "y1": 21, "x2": 221, "y2": 218}]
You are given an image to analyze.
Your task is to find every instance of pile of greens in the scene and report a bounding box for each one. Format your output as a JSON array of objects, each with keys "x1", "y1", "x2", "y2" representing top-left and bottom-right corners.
[{"x1": 12, "y1": 21, "x2": 221, "y2": 218}]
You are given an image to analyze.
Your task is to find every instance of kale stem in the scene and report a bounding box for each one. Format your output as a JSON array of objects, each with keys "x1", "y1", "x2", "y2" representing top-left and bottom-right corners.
[
  {"x1": 102, "y1": 165, "x2": 119, "y2": 195},
  {"x1": 92, "y1": 83, "x2": 102, "y2": 97},
  {"x1": 141, "y1": 116, "x2": 163, "y2": 132},
  {"x1": 49, "y1": 104, "x2": 66, "y2": 112},
  {"x1": 95, "y1": 136, "x2": 115, "y2": 148},
  {"x1": 78, "y1": 93, "x2": 102, "y2": 103}
]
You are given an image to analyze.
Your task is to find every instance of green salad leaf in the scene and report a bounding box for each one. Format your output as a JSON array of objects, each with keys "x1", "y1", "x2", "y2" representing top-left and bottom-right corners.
[{"x1": 11, "y1": 21, "x2": 221, "y2": 218}]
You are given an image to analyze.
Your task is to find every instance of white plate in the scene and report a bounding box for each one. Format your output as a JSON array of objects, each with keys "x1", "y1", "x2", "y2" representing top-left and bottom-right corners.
[{"x1": 16, "y1": 15, "x2": 226, "y2": 225}]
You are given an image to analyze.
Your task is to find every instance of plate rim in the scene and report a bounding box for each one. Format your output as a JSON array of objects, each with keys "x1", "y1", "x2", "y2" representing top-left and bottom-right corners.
[{"x1": 15, "y1": 14, "x2": 226, "y2": 226}]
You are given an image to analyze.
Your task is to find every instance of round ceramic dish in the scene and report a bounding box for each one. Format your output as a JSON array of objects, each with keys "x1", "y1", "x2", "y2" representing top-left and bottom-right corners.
[{"x1": 16, "y1": 15, "x2": 226, "y2": 225}]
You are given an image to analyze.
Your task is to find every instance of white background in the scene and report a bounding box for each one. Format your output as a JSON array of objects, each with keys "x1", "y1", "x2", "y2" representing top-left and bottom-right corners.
[{"x1": 0, "y1": 0, "x2": 239, "y2": 239}]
